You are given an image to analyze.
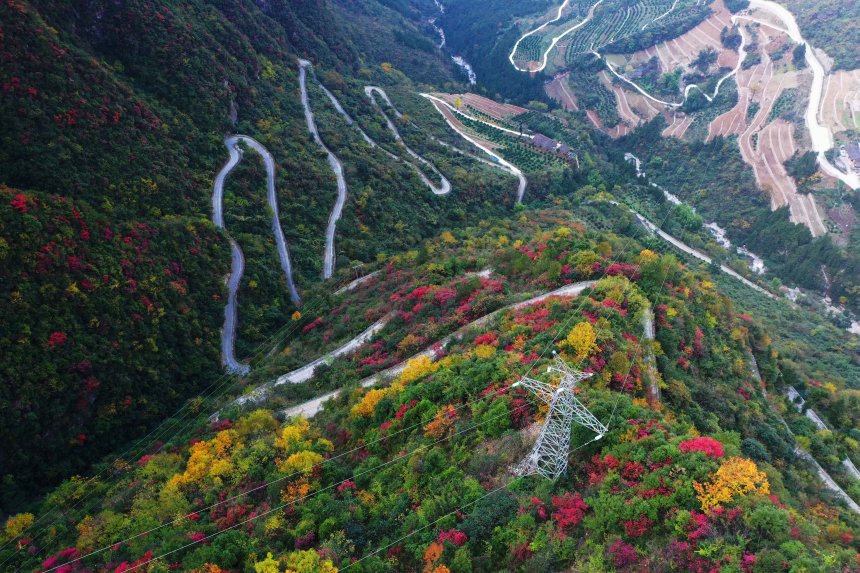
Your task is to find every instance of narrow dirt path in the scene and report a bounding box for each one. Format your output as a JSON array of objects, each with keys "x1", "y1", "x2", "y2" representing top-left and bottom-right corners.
[{"x1": 642, "y1": 307, "x2": 661, "y2": 401}]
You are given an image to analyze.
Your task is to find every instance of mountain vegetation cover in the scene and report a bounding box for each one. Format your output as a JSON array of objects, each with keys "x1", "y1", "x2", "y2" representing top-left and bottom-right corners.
[{"x1": 2, "y1": 0, "x2": 860, "y2": 571}]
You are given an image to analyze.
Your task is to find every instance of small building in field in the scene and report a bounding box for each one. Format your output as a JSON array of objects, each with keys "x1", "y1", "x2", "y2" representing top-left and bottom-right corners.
[
  {"x1": 846, "y1": 142, "x2": 860, "y2": 169},
  {"x1": 533, "y1": 134, "x2": 558, "y2": 151}
]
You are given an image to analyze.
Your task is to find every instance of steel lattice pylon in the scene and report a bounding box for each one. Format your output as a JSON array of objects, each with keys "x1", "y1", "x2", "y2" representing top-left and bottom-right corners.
[{"x1": 513, "y1": 356, "x2": 607, "y2": 480}]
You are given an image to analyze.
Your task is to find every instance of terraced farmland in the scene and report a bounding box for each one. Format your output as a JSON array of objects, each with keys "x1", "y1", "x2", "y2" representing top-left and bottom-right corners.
[
  {"x1": 558, "y1": 0, "x2": 707, "y2": 64},
  {"x1": 455, "y1": 115, "x2": 568, "y2": 172}
]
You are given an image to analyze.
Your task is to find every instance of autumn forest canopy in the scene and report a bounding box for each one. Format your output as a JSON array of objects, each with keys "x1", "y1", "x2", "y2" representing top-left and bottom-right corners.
[{"x1": 2, "y1": 0, "x2": 860, "y2": 572}]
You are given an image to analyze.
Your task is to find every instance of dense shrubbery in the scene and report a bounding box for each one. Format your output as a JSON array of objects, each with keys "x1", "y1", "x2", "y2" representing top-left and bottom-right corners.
[
  {"x1": 0, "y1": 186, "x2": 226, "y2": 504},
  {"x1": 4, "y1": 219, "x2": 857, "y2": 572},
  {"x1": 0, "y1": 0, "x2": 538, "y2": 498}
]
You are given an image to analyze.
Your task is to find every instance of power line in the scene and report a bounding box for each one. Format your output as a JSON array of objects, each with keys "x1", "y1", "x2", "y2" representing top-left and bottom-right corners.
[
  {"x1": 4, "y1": 286, "x2": 340, "y2": 564},
  {"x1": 28, "y1": 152, "x2": 684, "y2": 572}
]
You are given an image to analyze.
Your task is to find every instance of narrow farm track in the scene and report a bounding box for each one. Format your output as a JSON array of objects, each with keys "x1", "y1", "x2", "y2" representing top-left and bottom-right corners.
[
  {"x1": 545, "y1": 73, "x2": 580, "y2": 111},
  {"x1": 211, "y1": 136, "x2": 301, "y2": 374},
  {"x1": 742, "y1": 0, "x2": 860, "y2": 190},
  {"x1": 820, "y1": 70, "x2": 860, "y2": 134},
  {"x1": 298, "y1": 59, "x2": 347, "y2": 280},
  {"x1": 728, "y1": 32, "x2": 828, "y2": 237}
]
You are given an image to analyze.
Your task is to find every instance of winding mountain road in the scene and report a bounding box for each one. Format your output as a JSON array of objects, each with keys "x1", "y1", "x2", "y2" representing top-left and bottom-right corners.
[
  {"x1": 740, "y1": 0, "x2": 859, "y2": 190},
  {"x1": 225, "y1": 280, "x2": 597, "y2": 415},
  {"x1": 509, "y1": 0, "x2": 604, "y2": 73},
  {"x1": 597, "y1": 22, "x2": 747, "y2": 110},
  {"x1": 212, "y1": 135, "x2": 301, "y2": 374},
  {"x1": 281, "y1": 280, "x2": 597, "y2": 418},
  {"x1": 421, "y1": 93, "x2": 527, "y2": 202},
  {"x1": 299, "y1": 59, "x2": 348, "y2": 280},
  {"x1": 365, "y1": 86, "x2": 452, "y2": 195}
]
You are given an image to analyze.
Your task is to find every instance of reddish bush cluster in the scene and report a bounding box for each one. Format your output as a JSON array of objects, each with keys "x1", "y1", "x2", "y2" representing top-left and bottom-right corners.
[
  {"x1": 678, "y1": 437, "x2": 725, "y2": 459},
  {"x1": 47, "y1": 331, "x2": 68, "y2": 348},
  {"x1": 621, "y1": 461, "x2": 646, "y2": 482},
  {"x1": 437, "y1": 529, "x2": 467, "y2": 546},
  {"x1": 10, "y1": 193, "x2": 31, "y2": 213},
  {"x1": 337, "y1": 480, "x2": 356, "y2": 493},
  {"x1": 623, "y1": 515, "x2": 652, "y2": 537},
  {"x1": 605, "y1": 263, "x2": 640, "y2": 281},
  {"x1": 530, "y1": 496, "x2": 548, "y2": 520},
  {"x1": 551, "y1": 492, "x2": 589, "y2": 530},
  {"x1": 474, "y1": 332, "x2": 498, "y2": 346},
  {"x1": 302, "y1": 317, "x2": 324, "y2": 334},
  {"x1": 587, "y1": 453, "x2": 619, "y2": 486},
  {"x1": 608, "y1": 539, "x2": 638, "y2": 569},
  {"x1": 394, "y1": 399, "x2": 418, "y2": 420},
  {"x1": 295, "y1": 531, "x2": 316, "y2": 550},
  {"x1": 686, "y1": 511, "x2": 711, "y2": 540}
]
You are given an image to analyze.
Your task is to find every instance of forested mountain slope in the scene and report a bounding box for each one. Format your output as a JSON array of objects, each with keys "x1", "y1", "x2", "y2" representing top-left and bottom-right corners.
[
  {"x1": 3, "y1": 212, "x2": 858, "y2": 572},
  {"x1": 0, "y1": 0, "x2": 528, "y2": 502}
]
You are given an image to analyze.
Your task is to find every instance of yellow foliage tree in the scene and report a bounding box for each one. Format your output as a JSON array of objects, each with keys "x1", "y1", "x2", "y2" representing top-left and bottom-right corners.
[
  {"x1": 255, "y1": 552, "x2": 282, "y2": 573},
  {"x1": 277, "y1": 450, "x2": 324, "y2": 476},
  {"x1": 275, "y1": 417, "x2": 312, "y2": 453},
  {"x1": 694, "y1": 457, "x2": 770, "y2": 511},
  {"x1": 283, "y1": 549, "x2": 338, "y2": 573},
  {"x1": 566, "y1": 321, "x2": 597, "y2": 360},
  {"x1": 399, "y1": 355, "x2": 440, "y2": 384},
  {"x1": 291, "y1": 311, "x2": 302, "y2": 321},
  {"x1": 188, "y1": 565, "x2": 226, "y2": 573},
  {"x1": 3, "y1": 512, "x2": 34, "y2": 542},
  {"x1": 474, "y1": 344, "x2": 496, "y2": 360},
  {"x1": 351, "y1": 388, "x2": 388, "y2": 418},
  {"x1": 169, "y1": 429, "x2": 240, "y2": 489},
  {"x1": 638, "y1": 249, "x2": 658, "y2": 263}
]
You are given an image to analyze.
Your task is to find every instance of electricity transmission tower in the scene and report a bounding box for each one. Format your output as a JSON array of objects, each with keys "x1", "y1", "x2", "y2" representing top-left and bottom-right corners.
[{"x1": 513, "y1": 356, "x2": 607, "y2": 480}]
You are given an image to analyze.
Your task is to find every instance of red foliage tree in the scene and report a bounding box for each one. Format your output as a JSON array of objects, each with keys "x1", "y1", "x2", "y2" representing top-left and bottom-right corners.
[
  {"x1": 551, "y1": 492, "x2": 589, "y2": 530},
  {"x1": 678, "y1": 437, "x2": 725, "y2": 459}
]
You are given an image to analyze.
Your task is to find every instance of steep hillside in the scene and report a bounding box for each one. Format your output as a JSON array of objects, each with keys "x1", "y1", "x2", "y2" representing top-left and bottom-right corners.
[
  {"x1": 0, "y1": 0, "x2": 532, "y2": 500},
  {"x1": 3, "y1": 214, "x2": 858, "y2": 572}
]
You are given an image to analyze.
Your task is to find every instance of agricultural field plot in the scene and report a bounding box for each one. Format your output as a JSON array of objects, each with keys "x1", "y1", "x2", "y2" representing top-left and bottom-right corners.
[
  {"x1": 545, "y1": 72, "x2": 580, "y2": 111},
  {"x1": 707, "y1": 30, "x2": 773, "y2": 140},
  {"x1": 820, "y1": 70, "x2": 860, "y2": 134},
  {"x1": 726, "y1": 26, "x2": 827, "y2": 237},
  {"x1": 431, "y1": 100, "x2": 502, "y2": 151},
  {"x1": 556, "y1": 0, "x2": 707, "y2": 67},
  {"x1": 433, "y1": 92, "x2": 528, "y2": 121},
  {"x1": 757, "y1": 120, "x2": 826, "y2": 236},
  {"x1": 509, "y1": 1, "x2": 592, "y2": 70},
  {"x1": 662, "y1": 112, "x2": 694, "y2": 138},
  {"x1": 573, "y1": 69, "x2": 623, "y2": 130},
  {"x1": 443, "y1": 110, "x2": 571, "y2": 173},
  {"x1": 561, "y1": 1, "x2": 737, "y2": 140},
  {"x1": 585, "y1": 108, "x2": 631, "y2": 138},
  {"x1": 625, "y1": 0, "x2": 733, "y2": 74}
]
